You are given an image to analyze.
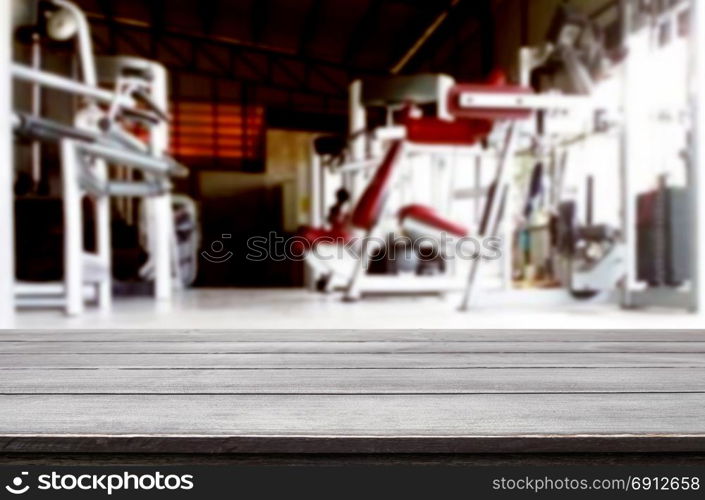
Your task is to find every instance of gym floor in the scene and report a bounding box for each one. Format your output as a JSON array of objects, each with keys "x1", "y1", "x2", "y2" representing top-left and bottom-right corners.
[{"x1": 9, "y1": 288, "x2": 703, "y2": 329}]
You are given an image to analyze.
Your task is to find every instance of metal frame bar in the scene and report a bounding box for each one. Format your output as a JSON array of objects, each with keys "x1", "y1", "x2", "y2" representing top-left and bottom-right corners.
[
  {"x1": 390, "y1": 0, "x2": 460, "y2": 74},
  {"x1": 12, "y1": 64, "x2": 117, "y2": 103},
  {"x1": 52, "y1": 0, "x2": 98, "y2": 86},
  {"x1": 691, "y1": 0, "x2": 705, "y2": 313},
  {"x1": 0, "y1": 0, "x2": 13, "y2": 326},
  {"x1": 456, "y1": 92, "x2": 612, "y2": 111},
  {"x1": 78, "y1": 142, "x2": 176, "y2": 175},
  {"x1": 342, "y1": 227, "x2": 377, "y2": 302},
  {"x1": 459, "y1": 123, "x2": 518, "y2": 311}
]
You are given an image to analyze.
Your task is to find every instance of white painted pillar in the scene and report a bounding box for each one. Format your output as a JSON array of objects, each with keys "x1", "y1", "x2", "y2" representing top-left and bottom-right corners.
[
  {"x1": 148, "y1": 62, "x2": 172, "y2": 301},
  {"x1": 305, "y1": 140, "x2": 323, "y2": 290},
  {"x1": 691, "y1": 0, "x2": 705, "y2": 314},
  {"x1": 95, "y1": 158, "x2": 112, "y2": 311},
  {"x1": 61, "y1": 140, "x2": 84, "y2": 316},
  {"x1": 619, "y1": 14, "x2": 639, "y2": 309},
  {"x1": 30, "y1": 34, "x2": 41, "y2": 185},
  {"x1": 518, "y1": 47, "x2": 533, "y2": 87},
  {"x1": 348, "y1": 80, "x2": 366, "y2": 199},
  {"x1": 349, "y1": 80, "x2": 365, "y2": 161},
  {"x1": 309, "y1": 143, "x2": 322, "y2": 228},
  {"x1": 437, "y1": 74, "x2": 454, "y2": 120},
  {"x1": 0, "y1": 0, "x2": 14, "y2": 327}
]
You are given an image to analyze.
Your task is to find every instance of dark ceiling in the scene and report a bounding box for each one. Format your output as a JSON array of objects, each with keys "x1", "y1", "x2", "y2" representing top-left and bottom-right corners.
[{"x1": 73, "y1": 0, "x2": 494, "y2": 126}]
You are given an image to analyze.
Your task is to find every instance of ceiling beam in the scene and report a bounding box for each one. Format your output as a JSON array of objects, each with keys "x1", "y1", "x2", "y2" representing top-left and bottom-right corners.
[
  {"x1": 390, "y1": 0, "x2": 461, "y2": 74},
  {"x1": 83, "y1": 11, "x2": 380, "y2": 76},
  {"x1": 251, "y1": 0, "x2": 270, "y2": 44},
  {"x1": 393, "y1": 0, "x2": 484, "y2": 75},
  {"x1": 298, "y1": 0, "x2": 324, "y2": 56},
  {"x1": 198, "y1": 0, "x2": 219, "y2": 36},
  {"x1": 89, "y1": 20, "x2": 351, "y2": 103},
  {"x1": 478, "y1": 0, "x2": 494, "y2": 76},
  {"x1": 95, "y1": 0, "x2": 117, "y2": 53},
  {"x1": 149, "y1": 0, "x2": 167, "y2": 58},
  {"x1": 343, "y1": 0, "x2": 385, "y2": 65}
]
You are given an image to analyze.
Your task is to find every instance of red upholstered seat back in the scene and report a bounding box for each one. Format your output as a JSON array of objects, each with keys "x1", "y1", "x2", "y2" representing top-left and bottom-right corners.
[
  {"x1": 399, "y1": 204, "x2": 469, "y2": 237},
  {"x1": 404, "y1": 116, "x2": 491, "y2": 145},
  {"x1": 351, "y1": 140, "x2": 404, "y2": 231},
  {"x1": 402, "y1": 69, "x2": 521, "y2": 146}
]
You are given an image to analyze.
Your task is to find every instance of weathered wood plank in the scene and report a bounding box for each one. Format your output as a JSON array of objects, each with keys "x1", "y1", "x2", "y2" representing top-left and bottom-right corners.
[
  {"x1": 1, "y1": 330, "x2": 703, "y2": 342},
  {"x1": 0, "y1": 368, "x2": 702, "y2": 394},
  {"x1": 2, "y1": 329, "x2": 703, "y2": 454},
  {"x1": 1, "y1": 352, "x2": 704, "y2": 368},
  {"x1": 0, "y1": 394, "x2": 703, "y2": 436},
  {"x1": 2, "y1": 341, "x2": 704, "y2": 354}
]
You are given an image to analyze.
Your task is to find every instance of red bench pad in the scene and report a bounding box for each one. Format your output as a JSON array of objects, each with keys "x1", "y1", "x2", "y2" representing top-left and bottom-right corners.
[
  {"x1": 399, "y1": 204, "x2": 468, "y2": 237},
  {"x1": 294, "y1": 225, "x2": 354, "y2": 254},
  {"x1": 351, "y1": 140, "x2": 404, "y2": 231},
  {"x1": 404, "y1": 116, "x2": 491, "y2": 146}
]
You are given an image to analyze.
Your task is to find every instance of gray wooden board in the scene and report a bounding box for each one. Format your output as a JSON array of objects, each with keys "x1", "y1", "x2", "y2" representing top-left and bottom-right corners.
[
  {"x1": 0, "y1": 368, "x2": 703, "y2": 394},
  {"x1": 1, "y1": 329, "x2": 704, "y2": 342},
  {"x1": 1, "y1": 352, "x2": 704, "y2": 368},
  {"x1": 2, "y1": 341, "x2": 705, "y2": 354},
  {"x1": 1, "y1": 329, "x2": 704, "y2": 454},
  {"x1": 0, "y1": 394, "x2": 703, "y2": 435}
]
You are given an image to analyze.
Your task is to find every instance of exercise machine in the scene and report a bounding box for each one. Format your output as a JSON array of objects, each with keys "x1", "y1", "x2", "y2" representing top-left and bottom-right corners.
[
  {"x1": 10, "y1": 0, "x2": 187, "y2": 315},
  {"x1": 301, "y1": 72, "x2": 530, "y2": 302}
]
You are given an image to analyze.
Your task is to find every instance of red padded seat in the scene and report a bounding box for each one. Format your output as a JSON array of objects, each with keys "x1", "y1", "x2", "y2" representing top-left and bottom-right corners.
[
  {"x1": 404, "y1": 116, "x2": 491, "y2": 146},
  {"x1": 351, "y1": 140, "x2": 405, "y2": 231},
  {"x1": 293, "y1": 225, "x2": 354, "y2": 255},
  {"x1": 399, "y1": 204, "x2": 468, "y2": 237},
  {"x1": 296, "y1": 140, "x2": 404, "y2": 253},
  {"x1": 298, "y1": 226, "x2": 354, "y2": 245}
]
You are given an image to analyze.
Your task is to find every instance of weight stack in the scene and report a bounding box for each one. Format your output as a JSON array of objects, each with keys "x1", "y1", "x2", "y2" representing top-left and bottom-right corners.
[{"x1": 636, "y1": 187, "x2": 690, "y2": 286}]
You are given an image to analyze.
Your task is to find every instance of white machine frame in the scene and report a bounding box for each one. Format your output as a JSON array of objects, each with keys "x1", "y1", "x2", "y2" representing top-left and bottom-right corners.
[
  {"x1": 1, "y1": 0, "x2": 15, "y2": 326},
  {"x1": 7, "y1": 0, "x2": 179, "y2": 316}
]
